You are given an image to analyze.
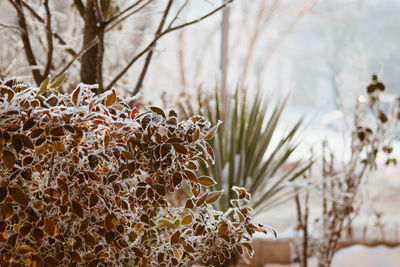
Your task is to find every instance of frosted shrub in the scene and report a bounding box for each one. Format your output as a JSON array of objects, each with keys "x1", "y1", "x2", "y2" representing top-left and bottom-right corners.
[{"x1": 0, "y1": 78, "x2": 267, "y2": 266}]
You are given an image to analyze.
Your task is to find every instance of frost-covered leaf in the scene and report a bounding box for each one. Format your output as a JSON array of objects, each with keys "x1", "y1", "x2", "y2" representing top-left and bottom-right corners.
[
  {"x1": 198, "y1": 176, "x2": 216, "y2": 187},
  {"x1": 205, "y1": 191, "x2": 223, "y2": 204},
  {"x1": 9, "y1": 187, "x2": 27, "y2": 206}
]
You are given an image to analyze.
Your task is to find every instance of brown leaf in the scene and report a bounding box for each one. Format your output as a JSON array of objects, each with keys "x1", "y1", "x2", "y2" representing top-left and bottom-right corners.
[
  {"x1": 32, "y1": 228, "x2": 44, "y2": 242},
  {"x1": 82, "y1": 254, "x2": 95, "y2": 261},
  {"x1": 192, "y1": 183, "x2": 200, "y2": 197},
  {"x1": 71, "y1": 201, "x2": 84, "y2": 218},
  {"x1": 192, "y1": 127, "x2": 200, "y2": 142},
  {"x1": 184, "y1": 243, "x2": 195, "y2": 253},
  {"x1": 170, "y1": 230, "x2": 180, "y2": 245},
  {"x1": 50, "y1": 127, "x2": 65, "y2": 136},
  {"x1": 0, "y1": 187, "x2": 7, "y2": 203},
  {"x1": 23, "y1": 118, "x2": 36, "y2": 131},
  {"x1": 196, "y1": 193, "x2": 208, "y2": 207},
  {"x1": 43, "y1": 257, "x2": 59, "y2": 267},
  {"x1": 3, "y1": 150, "x2": 15, "y2": 170},
  {"x1": 9, "y1": 187, "x2": 28, "y2": 206},
  {"x1": 72, "y1": 87, "x2": 80, "y2": 106},
  {"x1": 184, "y1": 199, "x2": 194, "y2": 209},
  {"x1": 30, "y1": 128, "x2": 44, "y2": 139},
  {"x1": 168, "y1": 110, "x2": 178, "y2": 117},
  {"x1": 150, "y1": 106, "x2": 165, "y2": 118},
  {"x1": 88, "y1": 155, "x2": 99, "y2": 169},
  {"x1": 1, "y1": 203, "x2": 13, "y2": 218},
  {"x1": 68, "y1": 251, "x2": 81, "y2": 262},
  {"x1": 105, "y1": 90, "x2": 116, "y2": 106},
  {"x1": 83, "y1": 234, "x2": 96, "y2": 246},
  {"x1": 205, "y1": 191, "x2": 223, "y2": 204},
  {"x1": 44, "y1": 219, "x2": 55, "y2": 235},
  {"x1": 205, "y1": 142, "x2": 215, "y2": 162},
  {"x1": 204, "y1": 123, "x2": 220, "y2": 140},
  {"x1": 194, "y1": 225, "x2": 205, "y2": 236},
  {"x1": 235, "y1": 244, "x2": 244, "y2": 255},
  {"x1": 181, "y1": 214, "x2": 192, "y2": 225},
  {"x1": 18, "y1": 134, "x2": 34, "y2": 149},
  {"x1": 89, "y1": 193, "x2": 98, "y2": 208},
  {"x1": 172, "y1": 172, "x2": 182, "y2": 187},
  {"x1": 19, "y1": 224, "x2": 32, "y2": 236},
  {"x1": 186, "y1": 161, "x2": 198, "y2": 170},
  {"x1": 218, "y1": 223, "x2": 228, "y2": 236},
  {"x1": 11, "y1": 135, "x2": 22, "y2": 153},
  {"x1": 80, "y1": 218, "x2": 89, "y2": 232},
  {"x1": 184, "y1": 170, "x2": 198, "y2": 183},
  {"x1": 7, "y1": 124, "x2": 20, "y2": 132},
  {"x1": 242, "y1": 242, "x2": 254, "y2": 257},
  {"x1": 173, "y1": 143, "x2": 189, "y2": 154},
  {"x1": 22, "y1": 156, "x2": 33, "y2": 166},
  {"x1": 198, "y1": 176, "x2": 216, "y2": 187},
  {"x1": 105, "y1": 213, "x2": 118, "y2": 231}
]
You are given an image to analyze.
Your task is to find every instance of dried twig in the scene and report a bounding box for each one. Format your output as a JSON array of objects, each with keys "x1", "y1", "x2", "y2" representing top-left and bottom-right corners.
[
  {"x1": 43, "y1": 0, "x2": 53, "y2": 78},
  {"x1": 133, "y1": 0, "x2": 173, "y2": 95},
  {"x1": 21, "y1": 0, "x2": 77, "y2": 57},
  {"x1": 9, "y1": 0, "x2": 42, "y2": 85}
]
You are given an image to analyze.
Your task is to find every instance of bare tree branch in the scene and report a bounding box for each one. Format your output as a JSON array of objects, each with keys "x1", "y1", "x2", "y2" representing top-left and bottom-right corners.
[
  {"x1": 9, "y1": 0, "x2": 42, "y2": 85},
  {"x1": 168, "y1": 0, "x2": 233, "y2": 32},
  {"x1": 43, "y1": 0, "x2": 53, "y2": 78},
  {"x1": 21, "y1": 0, "x2": 77, "y2": 57},
  {"x1": 73, "y1": 0, "x2": 85, "y2": 18},
  {"x1": 133, "y1": 0, "x2": 173, "y2": 95},
  {"x1": 105, "y1": 0, "x2": 144, "y2": 26},
  {"x1": 0, "y1": 23, "x2": 22, "y2": 32},
  {"x1": 105, "y1": 0, "x2": 154, "y2": 32},
  {"x1": 167, "y1": 0, "x2": 189, "y2": 29},
  {"x1": 105, "y1": 0, "x2": 234, "y2": 92},
  {"x1": 54, "y1": 36, "x2": 99, "y2": 79}
]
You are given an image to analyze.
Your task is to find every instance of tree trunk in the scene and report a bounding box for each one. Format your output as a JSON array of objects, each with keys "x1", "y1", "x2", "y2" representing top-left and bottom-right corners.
[{"x1": 80, "y1": 0, "x2": 99, "y2": 85}]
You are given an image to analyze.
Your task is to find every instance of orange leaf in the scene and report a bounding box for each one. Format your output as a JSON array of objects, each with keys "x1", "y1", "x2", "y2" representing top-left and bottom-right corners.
[
  {"x1": 130, "y1": 108, "x2": 139, "y2": 119},
  {"x1": 105, "y1": 90, "x2": 116, "y2": 106},
  {"x1": 53, "y1": 142, "x2": 65, "y2": 152}
]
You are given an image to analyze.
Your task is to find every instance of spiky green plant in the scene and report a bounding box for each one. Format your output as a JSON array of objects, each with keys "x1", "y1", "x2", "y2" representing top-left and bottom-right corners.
[{"x1": 193, "y1": 89, "x2": 312, "y2": 213}]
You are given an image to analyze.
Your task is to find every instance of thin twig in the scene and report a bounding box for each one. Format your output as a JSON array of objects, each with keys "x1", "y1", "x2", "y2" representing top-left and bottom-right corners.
[
  {"x1": 21, "y1": 0, "x2": 77, "y2": 57},
  {"x1": 105, "y1": 0, "x2": 154, "y2": 32},
  {"x1": 54, "y1": 36, "x2": 99, "y2": 79},
  {"x1": 133, "y1": 0, "x2": 173, "y2": 95},
  {"x1": 104, "y1": 0, "x2": 144, "y2": 26},
  {"x1": 9, "y1": 0, "x2": 42, "y2": 85},
  {"x1": 167, "y1": 0, "x2": 189, "y2": 29},
  {"x1": 43, "y1": 0, "x2": 53, "y2": 78},
  {"x1": 0, "y1": 23, "x2": 22, "y2": 32}
]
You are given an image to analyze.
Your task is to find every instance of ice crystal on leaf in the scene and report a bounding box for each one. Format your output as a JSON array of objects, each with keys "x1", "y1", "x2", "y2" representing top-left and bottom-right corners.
[{"x1": 0, "y1": 78, "x2": 268, "y2": 266}]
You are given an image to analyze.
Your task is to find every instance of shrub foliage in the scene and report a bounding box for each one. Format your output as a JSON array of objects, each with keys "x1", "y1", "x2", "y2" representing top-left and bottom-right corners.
[{"x1": 0, "y1": 79, "x2": 267, "y2": 266}]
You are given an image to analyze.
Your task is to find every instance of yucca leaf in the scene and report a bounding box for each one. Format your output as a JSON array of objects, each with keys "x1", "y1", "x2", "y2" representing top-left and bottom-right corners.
[{"x1": 193, "y1": 88, "x2": 311, "y2": 212}]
